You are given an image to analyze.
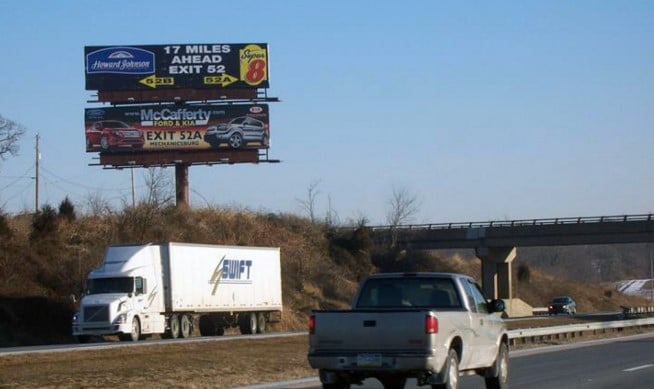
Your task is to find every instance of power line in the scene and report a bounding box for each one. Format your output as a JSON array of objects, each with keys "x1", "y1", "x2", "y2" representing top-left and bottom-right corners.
[
  {"x1": 0, "y1": 164, "x2": 35, "y2": 190},
  {"x1": 40, "y1": 166, "x2": 141, "y2": 193},
  {"x1": 1, "y1": 180, "x2": 33, "y2": 204}
]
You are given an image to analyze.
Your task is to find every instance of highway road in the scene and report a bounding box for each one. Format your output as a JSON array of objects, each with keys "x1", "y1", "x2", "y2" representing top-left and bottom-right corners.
[{"x1": 256, "y1": 332, "x2": 654, "y2": 389}]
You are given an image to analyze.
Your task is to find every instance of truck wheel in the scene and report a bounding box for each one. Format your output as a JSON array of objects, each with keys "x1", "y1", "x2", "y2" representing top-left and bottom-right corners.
[
  {"x1": 168, "y1": 315, "x2": 180, "y2": 339},
  {"x1": 76, "y1": 335, "x2": 92, "y2": 344},
  {"x1": 180, "y1": 314, "x2": 192, "y2": 338},
  {"x1": 239, "y1": 312, "x2": 257, "y2": 334},
  {"x1": 256, "y1": 312, "x2": 266, "y2": 334},
  {"x1": 131, "y1": 317, "x2": 141, "y2": 341},
  {"x1": 199, "y1": 315, "x2": 213, "y2": 336},
  {"x1": 120, "y1": 317, "x2": 141, "y2": 342},
  {"x1": 484, "y1": 343, "x2": 509, "y2": 389},
  {"x1": 432, "y1": 348, "x2": 459, "y2": 389}
]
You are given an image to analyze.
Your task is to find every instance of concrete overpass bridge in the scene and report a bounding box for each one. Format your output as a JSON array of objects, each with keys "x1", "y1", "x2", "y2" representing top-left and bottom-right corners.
[{"x1": 367, "y1": 214, "x2": 654, "y2": 302}]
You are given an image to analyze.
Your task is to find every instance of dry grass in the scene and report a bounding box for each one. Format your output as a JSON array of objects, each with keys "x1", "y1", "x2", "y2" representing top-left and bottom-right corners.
[{"x1": 0, "y1": 336, "x2": 314, "y2": 388}]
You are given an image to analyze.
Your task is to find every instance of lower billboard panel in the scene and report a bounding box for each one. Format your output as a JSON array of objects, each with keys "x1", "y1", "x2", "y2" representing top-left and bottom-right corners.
[{"x1": 85, "y1": 104, "x2": 269, "y2": 153}]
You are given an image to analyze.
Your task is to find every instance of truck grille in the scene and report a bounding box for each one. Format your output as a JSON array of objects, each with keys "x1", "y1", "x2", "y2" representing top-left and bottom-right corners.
[{"x1": 84, "y1": 305, "x2": 109, "y2": 322}]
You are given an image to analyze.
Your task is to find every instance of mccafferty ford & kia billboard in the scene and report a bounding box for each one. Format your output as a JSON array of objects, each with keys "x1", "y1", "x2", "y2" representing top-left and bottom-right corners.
[
  {"x1": 85, "y1": 43, "x2": 269, "y2": 90},
  {"x1": 85, "y1": 104, "x2": 269, "y2": 153}
]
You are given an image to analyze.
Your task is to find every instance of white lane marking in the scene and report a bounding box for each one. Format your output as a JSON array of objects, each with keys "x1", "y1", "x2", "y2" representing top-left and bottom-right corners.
[{"x1": 623, "y1": 364, "x2": 654, "y2": 372}]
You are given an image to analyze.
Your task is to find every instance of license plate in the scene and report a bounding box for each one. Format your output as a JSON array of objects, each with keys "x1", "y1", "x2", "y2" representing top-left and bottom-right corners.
[{"x1": 357, "y1": 353, "x2": 382, "y2": 367}]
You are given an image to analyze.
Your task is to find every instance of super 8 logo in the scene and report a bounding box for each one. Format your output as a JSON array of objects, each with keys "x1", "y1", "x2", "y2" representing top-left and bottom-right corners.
[{"x1": 239, "y1": 44, "x2": 267, "y2": 86}]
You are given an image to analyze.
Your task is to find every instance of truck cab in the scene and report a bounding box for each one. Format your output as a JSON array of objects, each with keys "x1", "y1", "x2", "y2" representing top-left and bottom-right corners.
[{"x1": 72, "y1": 245, "x2": 165, "y2": 342}]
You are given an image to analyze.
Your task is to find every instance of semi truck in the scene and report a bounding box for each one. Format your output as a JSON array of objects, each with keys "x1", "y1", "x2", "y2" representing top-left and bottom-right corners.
[{"x1": 72, "y1": 242, "x2": 282, "y2": 342}]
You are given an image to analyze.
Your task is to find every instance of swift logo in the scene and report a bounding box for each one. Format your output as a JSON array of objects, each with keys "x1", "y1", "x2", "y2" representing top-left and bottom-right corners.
[
  {"x1": 209, "y1": 255, "x2": 253, "y2": 291},
  {"x1": 222, "y1": 259, "x2": 252, "y2": 284}
]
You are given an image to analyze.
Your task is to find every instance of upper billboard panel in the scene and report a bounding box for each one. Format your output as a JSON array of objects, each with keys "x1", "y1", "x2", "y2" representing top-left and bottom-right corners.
[{"x1": 85, "y1": 43, "x2": 269, "y2": 91}]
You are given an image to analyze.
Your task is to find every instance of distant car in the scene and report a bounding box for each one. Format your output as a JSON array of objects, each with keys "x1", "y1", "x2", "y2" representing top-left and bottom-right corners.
[
  {"x1": 548, "y1": 296, "x2": 577, "y2": 315},
  {"x1": 86, "y1": 120, "x2": 144, "y2": 151},
  {"x1": 203, "y1": 116, "x2": 268, "y2": 149}
]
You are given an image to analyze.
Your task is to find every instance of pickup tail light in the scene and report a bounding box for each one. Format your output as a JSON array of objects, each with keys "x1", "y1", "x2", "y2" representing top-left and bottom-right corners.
[
  {"x1": 309, "y1": 314, "x2": 316, "y2": 335},
  {"x1": 425, "y1": 315, "x2": 439, "y2": 334}
]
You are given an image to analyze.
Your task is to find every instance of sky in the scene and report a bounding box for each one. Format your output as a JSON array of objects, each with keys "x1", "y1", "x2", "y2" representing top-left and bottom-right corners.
[{"x1": 0, "y1": 1, "x2": 652, "y2": 225}]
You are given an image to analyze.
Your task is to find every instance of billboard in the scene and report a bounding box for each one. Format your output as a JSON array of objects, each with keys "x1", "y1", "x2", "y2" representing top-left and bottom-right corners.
[
  {"x1": 85, "y1": 43, "x2": 269, "y2": 90},
  {"x1": 85, "y1": 104, "x2": 269, "y2": 153}
]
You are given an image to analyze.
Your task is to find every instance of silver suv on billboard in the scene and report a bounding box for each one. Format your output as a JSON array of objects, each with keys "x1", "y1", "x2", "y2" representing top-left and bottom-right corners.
[{"x1": 203, "y1": 116, "x2": 268, "y2": 149}]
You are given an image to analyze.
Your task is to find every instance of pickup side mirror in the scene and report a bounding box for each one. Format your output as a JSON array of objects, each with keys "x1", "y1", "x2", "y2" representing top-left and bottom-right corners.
[{"x1": 488, "y1": 299, "x2": 505, "y2": 313}]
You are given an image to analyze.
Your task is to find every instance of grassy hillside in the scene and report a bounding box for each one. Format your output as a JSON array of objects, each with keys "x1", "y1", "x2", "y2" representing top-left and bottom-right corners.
[{"x1": 0, "y1": 204, "x2": 650, "y2": 347}]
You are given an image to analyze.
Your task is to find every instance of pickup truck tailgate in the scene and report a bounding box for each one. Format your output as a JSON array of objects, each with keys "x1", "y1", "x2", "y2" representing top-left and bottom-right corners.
[{"x1": 311, "y1": 310, "x2": 433, "y2": 352}]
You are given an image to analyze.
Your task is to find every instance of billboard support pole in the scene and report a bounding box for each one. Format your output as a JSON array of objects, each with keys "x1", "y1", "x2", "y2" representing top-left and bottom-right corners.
[
  {"x1": 35, "y1": 134, "x2": 40, "y2": 213},
  {"x1": 175, "y1": 163, "x2": 189, "y2": 208}
]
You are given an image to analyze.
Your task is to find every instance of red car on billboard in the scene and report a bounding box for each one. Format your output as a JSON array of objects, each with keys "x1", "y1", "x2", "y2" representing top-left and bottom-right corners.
[{"x1": 86, "y1": 120, "x2": 145, "y2": 152}]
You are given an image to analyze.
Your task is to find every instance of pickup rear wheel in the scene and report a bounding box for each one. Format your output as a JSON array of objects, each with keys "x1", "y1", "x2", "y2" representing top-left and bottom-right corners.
[
  {"x1": 380, "y1": 375, "x2": 407, "y2": 388},
  {"x1": 484, "y1": 342, "x2": 508, "y2": 389},
  {"x1": 432, "y1": 348, "x2": 459, "y2": 389}
]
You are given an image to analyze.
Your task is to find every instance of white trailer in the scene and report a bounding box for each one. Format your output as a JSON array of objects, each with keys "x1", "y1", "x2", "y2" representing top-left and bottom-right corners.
[{"x1": 72, "y1": 242, "x2": 282, "y2": 342}]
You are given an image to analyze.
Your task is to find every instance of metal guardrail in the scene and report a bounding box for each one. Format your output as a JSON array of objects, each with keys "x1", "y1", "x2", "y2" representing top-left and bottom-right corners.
[
  {"x1": 622, "y1": 306, "x2": 654, "y2": 318},
  {"x1": 363, "y1": 213, "x2": 654, "y2": 232},
  {"x1": 508, "y1": 316, "x2": 654, "y2": 346}
]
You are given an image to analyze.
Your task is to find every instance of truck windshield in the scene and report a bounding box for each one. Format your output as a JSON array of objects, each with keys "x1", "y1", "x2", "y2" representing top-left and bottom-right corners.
[
  {"x1": 356, "y1": 277, "x2": 462, "y2": 309},
  {"x1": 87, "y1": 277, "x2": 134, "y2": 295}
]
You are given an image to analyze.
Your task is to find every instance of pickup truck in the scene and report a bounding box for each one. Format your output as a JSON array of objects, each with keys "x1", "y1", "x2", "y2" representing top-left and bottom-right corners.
[{"x1": 308, "y1": 272, "x2": 508, "y2": 389}]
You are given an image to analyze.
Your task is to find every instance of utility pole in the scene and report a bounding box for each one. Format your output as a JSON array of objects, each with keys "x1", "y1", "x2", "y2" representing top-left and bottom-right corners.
[
  {"x1": 34, "y1": 134, "x2": 40, "y2": 212},
  {"x1": 650, "y1": 249, "x2": 653, "y2": 302},
  {"x1": 130, "y1": 167, "x2": 136, "y2": 207}
]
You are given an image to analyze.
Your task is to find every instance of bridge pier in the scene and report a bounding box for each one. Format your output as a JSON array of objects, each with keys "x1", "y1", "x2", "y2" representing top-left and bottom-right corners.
[{"x1": 475, "y1": 246, "x2": 516, "y2": 300}]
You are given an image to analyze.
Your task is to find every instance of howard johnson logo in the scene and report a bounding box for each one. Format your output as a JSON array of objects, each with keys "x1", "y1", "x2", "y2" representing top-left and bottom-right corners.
[{"x1": 86, "y1": 47, "x2": 155, "y2": 74}]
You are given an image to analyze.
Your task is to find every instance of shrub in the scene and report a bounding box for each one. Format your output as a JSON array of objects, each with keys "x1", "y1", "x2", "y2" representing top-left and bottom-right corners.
[
  {"x1": 0, "y1": 211, "x2": 11, "y2": 238},
  {"x1": 29, "y1": 205, "x2": 59, "y2": 245},
  {"x1": 58, "y1": 197, "x2": 76, "y2": 221}
]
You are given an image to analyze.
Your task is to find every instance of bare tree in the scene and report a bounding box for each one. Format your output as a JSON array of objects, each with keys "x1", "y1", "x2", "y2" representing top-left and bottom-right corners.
[
  {"x1": 85, "y1": 191, "x2": 113, "y2": 216},
  {"x1": 325, "y1": 195, "x2": 340, "y2": 227},
  {"x1": 143, "y1": 167, "x2": 174, "y2": 207},
  {"x1": 386, "y1": 186, "x2": 420, "y2": 226},
  {"x1": 386, "y1": 186, "x2": 421, "y2": 247},
  {"x1": 296, "y1": 180, "x2": 321, "y2": 223},
  {"x1": 347, "y1": 211, "x2": 370, "y2": 228},
  {"x1": 0, "y1": 114, "x2": 25, "y2": 161}
]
